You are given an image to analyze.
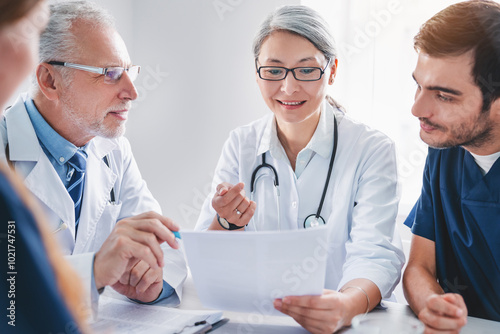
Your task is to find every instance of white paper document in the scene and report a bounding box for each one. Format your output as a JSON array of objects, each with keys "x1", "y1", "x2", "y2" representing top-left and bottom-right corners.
[
  {"x1": 181, "y1": 227, "x2": 328, "y2": 315},
  {"x1": 91, "y1": 295, "x2": 223, "y2": 333}
]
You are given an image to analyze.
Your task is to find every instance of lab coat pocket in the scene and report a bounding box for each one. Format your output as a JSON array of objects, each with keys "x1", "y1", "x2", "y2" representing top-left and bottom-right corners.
[{"x1": 93, "y1": 201, "x2": 123, "y2": 251}]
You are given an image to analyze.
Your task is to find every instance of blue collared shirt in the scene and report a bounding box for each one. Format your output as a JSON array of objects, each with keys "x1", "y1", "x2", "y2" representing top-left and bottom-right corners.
[
  {"x1": 25, "y1": 99, "x2": 174, "y2": 303},
  {"x1": 24, "y1": 98, "x2": 87, "y2": 186}
]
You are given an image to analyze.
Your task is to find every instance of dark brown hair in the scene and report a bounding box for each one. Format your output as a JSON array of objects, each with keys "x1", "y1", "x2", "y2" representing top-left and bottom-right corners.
[
  {"x1": 414, "y1": 0, "x2": 500, "y2": 112},
  {"x1": 0, "y1": 0, "x2": 42, "y2": 28}
]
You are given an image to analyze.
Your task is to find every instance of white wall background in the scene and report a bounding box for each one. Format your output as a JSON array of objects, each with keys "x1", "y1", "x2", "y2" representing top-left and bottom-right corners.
[
  {"x1": 7, "y1": 0, "x2": 469, "y2": 230},
  {"x1": 95, "y1": 0, "x2": 300, "y2": 229},
  {"x1": 4, "y1": 0, "x2": 483, "y2": 305},
  {"x1": 97, "y1": 0, "x2": 464, "y2": 230},
  {"x1": 88, "y1": 0, "x2": 464, "y2": 303}
]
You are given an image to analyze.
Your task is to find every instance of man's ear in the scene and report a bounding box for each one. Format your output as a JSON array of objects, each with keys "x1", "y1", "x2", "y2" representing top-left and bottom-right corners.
[
  {"x1": 36, "y1": 63, "x2": 60, "y2": 101},
  {"x1": 491, "y1": 96, "x2": 500, "y2": 118}
]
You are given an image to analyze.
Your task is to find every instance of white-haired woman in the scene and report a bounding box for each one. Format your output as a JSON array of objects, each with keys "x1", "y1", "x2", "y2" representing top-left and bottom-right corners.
[{"x1": 195, "y1": 5, "x2": 404, "y2": 333}]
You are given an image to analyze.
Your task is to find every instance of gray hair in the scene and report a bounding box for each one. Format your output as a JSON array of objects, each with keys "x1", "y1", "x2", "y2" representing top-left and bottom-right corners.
[
  {"x1": 253, "y1": 5, "x2": 337, "y2": 62},
  {"x1": 31, "y1": 0, "x2": 115, "y2": 91}
]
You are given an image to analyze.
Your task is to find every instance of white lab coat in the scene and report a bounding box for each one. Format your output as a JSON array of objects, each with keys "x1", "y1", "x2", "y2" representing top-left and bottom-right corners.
[
  {"x1": 0, "y1": 96, "x2": 187, "y2": 310},
  {"x1": 196, "y1": 101, "x2": 405, "y2": 298}
]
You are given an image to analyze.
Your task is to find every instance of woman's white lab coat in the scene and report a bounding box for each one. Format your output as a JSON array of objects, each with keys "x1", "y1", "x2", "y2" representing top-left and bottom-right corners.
[
  {"x1": 0, "y1": 96, "x2": 186, "y2": 309},
  {"x1": 196, "y1": 101, "x2": 405, "y2": 298}
]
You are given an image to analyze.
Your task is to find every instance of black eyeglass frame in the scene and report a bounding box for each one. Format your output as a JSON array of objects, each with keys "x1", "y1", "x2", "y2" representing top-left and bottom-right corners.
[{"x1": 255, "y1": 58, "x2": 331, "y2": 82}]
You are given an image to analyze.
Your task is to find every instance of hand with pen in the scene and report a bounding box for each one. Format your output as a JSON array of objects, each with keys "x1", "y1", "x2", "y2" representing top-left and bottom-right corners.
[{"x1": 93, "y1": 211, "x2": 180, "y2": 302}]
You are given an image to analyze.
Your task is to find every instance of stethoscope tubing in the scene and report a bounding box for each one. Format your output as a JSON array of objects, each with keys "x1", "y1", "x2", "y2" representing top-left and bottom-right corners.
[
  {"x1": 250, "y1": 115, "x2": 338, "y2": 229},
  {"x1": 250, "y1": 153, "x2": 279, "y2": 191},
  {"x1": 314, "y1": 116, "x2": 338, "y2": 220}
]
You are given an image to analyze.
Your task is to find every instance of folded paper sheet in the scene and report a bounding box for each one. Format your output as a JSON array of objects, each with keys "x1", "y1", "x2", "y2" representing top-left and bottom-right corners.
[{"x1": 181, "y1": 227, "x2": 328, "y2": 315}]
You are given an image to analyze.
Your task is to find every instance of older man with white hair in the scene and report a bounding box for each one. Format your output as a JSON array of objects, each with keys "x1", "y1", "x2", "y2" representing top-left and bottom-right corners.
[{"x1": 0, "y1": 0, "x2": 186, "y2": 311}]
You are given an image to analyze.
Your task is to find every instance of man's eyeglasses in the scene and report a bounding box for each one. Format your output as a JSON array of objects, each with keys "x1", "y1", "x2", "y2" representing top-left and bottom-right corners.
[
  {"x1": 47, "y1": 61, "x2": 141, "y2": 84},
  {"x1": 256, "y1": 58, "x2": 331, "y2": 82}
]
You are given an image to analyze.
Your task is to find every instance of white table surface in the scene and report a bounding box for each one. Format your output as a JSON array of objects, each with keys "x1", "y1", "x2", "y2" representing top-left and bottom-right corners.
[{"x1": 178, "y1": 275, "x2": 500, "y2": 334}]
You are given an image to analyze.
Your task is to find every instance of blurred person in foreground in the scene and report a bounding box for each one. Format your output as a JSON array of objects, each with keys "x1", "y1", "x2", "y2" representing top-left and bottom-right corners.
[{"x1": 0, "y1": 0, "x2": 88, "y2": 332}]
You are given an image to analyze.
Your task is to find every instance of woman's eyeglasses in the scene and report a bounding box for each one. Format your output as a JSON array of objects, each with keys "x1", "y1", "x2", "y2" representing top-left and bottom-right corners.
[{"x1": 256, "y1": 59, "x2": 331, "y2": 82}]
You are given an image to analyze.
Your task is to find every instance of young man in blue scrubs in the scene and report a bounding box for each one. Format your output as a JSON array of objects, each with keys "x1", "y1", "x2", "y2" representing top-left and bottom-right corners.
[{"x1": 403, "y1": 0, "x2": 500, "y2": 331}]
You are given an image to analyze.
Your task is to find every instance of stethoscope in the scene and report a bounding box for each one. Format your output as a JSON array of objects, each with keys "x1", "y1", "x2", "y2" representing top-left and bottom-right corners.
[
  {"x1": 250, "y1": 115, "x2": 338, "y2": 230},
  {"x1": 53, "y1": 155, "x2": 116, "y2": 234}
]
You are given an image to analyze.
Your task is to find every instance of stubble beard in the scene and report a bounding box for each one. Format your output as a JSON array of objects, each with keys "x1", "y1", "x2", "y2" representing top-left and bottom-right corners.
[
  {"x1": 423, "y1": 108, "x2": 494, "y2": 150},
  {"x1": 60, "y1": 93, "x2": 128, "y2": 139}
]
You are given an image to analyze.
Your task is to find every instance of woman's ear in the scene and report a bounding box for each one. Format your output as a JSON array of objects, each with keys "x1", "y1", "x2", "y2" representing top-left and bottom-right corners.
[
  {"x1": 36, "y1": 63, "x2": 60, "y2": 101},
  {"x1": 328, "y1": 58, "x2": 338, "y2": 85}
]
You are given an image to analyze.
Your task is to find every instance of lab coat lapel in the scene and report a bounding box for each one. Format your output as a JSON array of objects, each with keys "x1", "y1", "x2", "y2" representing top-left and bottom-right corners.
[
  {"x1": 5, "y1": 96, "x2": 40, "y2": 161},
  {"x1": 24, "y1": 154, "x2": 75, "y2": 229},
  {"x1": 74, "y1": 139, "x2": 117, "y2": 253},
  {"x1": 6, "y1": 98, "x2": 76, "y2": 237}
]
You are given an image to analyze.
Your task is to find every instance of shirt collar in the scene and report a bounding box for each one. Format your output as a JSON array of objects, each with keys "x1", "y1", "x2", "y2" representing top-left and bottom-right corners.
[
  {"x1": 257, "y1": 115, "x2": 286, "y2": 160},
  {"x1": 257, "y1": 100, "x2": 336, "y2": 160},
  {"x1": 24, "y1": 98, "x2": 81, "y2": 165},
  {"x1": 304, "y1": 102, "x2": 335, "y2": 159}
]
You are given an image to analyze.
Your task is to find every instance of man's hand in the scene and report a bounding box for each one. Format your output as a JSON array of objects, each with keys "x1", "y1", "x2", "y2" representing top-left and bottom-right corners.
[
  {"x1": 93, "y1": 212, "x2": 179, "y2": 295},
  {"x1": 112, "y1": 259, "x2": 164, "y2": 303},
  {"x1": 404, "y1": 235, "x2": 468, "y2": 334},
  {"x1": 418, "y1": 293, "x2": 467, "y2": 333}
]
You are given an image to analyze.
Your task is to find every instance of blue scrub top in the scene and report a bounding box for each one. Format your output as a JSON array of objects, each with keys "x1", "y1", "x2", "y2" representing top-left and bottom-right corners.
[
  {"x1": 0, "y1": 170, "x2": 81, "y2": 333},
  {"x1": 405, "y1": 147, "x2": 500, "y2": 321}
]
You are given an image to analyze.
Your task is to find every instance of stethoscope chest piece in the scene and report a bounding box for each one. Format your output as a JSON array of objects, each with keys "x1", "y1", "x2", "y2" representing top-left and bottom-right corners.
[{"x1": 303, "y1": 214, "x2": 326, "y2": 229}]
